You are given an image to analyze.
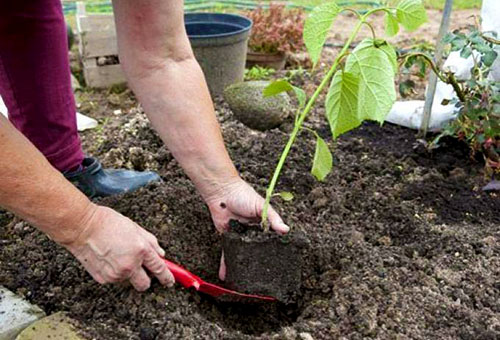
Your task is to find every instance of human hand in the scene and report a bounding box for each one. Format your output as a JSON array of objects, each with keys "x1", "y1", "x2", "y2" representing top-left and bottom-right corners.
[
  {"x1": 205, "y1": 179, "x2": 289, "y2": 280},
  {"x1": 63, "y1": 205, "x2": 174, "y2": 291}
]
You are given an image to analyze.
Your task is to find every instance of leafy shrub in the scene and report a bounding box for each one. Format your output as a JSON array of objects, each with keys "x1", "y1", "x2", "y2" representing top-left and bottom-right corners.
[
  {"x1": 244, "y1": 65, "x2": 276, "y2": 81},
  {"x1": 245, "y1": 3, "x2": 306, "y2": 54},
  {"x1": 432, "y1": 27, "x2": 500, "y2": 174}
]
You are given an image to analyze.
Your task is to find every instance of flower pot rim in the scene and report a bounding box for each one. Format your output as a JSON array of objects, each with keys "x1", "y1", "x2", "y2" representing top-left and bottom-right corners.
[{"x1": 185, "y1": 12, "x2": 253, "y2": 39}]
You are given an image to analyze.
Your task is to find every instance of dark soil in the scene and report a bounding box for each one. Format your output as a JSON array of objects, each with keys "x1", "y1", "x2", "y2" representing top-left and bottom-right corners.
[
  {"x1": 222, "y1": 221, "x2": 308, "y2": 303},
  {"x1": 1, "y1": 90, "x2": 498, "y2": 339},
  {"x1": 1, "y1": 9, "x2": 498, "y2": 340}
]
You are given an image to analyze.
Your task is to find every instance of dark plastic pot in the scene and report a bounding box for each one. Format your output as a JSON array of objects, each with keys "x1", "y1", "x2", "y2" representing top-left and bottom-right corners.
[{"x1": 185, "y1": 13, "x2": 252, "y2": 96}]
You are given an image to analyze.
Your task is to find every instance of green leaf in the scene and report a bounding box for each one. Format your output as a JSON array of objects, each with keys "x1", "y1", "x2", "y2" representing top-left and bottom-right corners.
[
  {"x1": 396, "y1": 0, "x2": 428, "y2": 32},
  {"x1": 325, "y1": 71, "x2": 361, "y2": 138},
  {"x1": 344, "y1": 38, "x2": 397, "y2": 123},
  {"x1": 399, "y1": 79, "x2": 416, "y2": 98},
  {"x1": 460, "y1": 47, "x2": 472, "y2": 59},
  {"x1": 304, "y1": 1, "x2": 341, "y2": 66},
  {"x1": 275, "y1": 191, "x2": 294, "y2": 201},
  {"x1": 373, "y1": 39, "x2": 398, "y2": 74},
  {"x1": 311, "y1": 134, "x2": 333, "y2": 181},
  {"x1": 355, "y1": 39, "x2": 398, "y2": 74},
  {"x1": 263, "y1": 80, "x2": 307, "y2": 108},
  {"x1": 483, "y1": 50, "x2": 498, "y2": 68},
  {"x1": 293, "y1": 87, "x2": 307, "y2": 109},
  {"x1": 385, "y1": 11, "x2": 400, "y2": 37},
  {"x1": 263, "y1": 80, "x2": 293, "y2": 97}
]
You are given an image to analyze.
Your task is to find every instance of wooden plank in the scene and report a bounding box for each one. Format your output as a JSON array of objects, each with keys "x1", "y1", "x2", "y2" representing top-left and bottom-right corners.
[
  {"x1": 75, "y1": 3, "x2": 86, "y2": 57},
  {"x1": 78, "y1": 15, "x2": 115, "y2": 33},
  {"x1": 76, "y1": 13, "x2": 118, "y2": 58},
  {"x1": 82, "y1": 31, "x2": 118, "y2": 58},
  {"x1": 75, "y1": 9, "x2": 125, "y2": 87},
  {"x1": 83, "y1": 60, "x2": 126, "y2": 88}
]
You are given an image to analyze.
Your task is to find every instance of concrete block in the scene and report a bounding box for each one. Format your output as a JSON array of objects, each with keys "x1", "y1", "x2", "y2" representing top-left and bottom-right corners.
[
  {"x1": 16, "y1": 312, "x2": 84, "y2": 340},
  {"x1": 0, "y1": 287, "x2": 45, "y2": 340}
]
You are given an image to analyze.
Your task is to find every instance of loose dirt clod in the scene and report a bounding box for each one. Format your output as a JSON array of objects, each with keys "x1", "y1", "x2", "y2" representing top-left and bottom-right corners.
[{"x1": 222, "y1": 221, "x2": 308, "y2": 303}]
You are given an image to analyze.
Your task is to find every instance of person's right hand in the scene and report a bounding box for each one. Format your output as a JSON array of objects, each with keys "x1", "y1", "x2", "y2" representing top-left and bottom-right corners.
[{"x1": 63, "y1": 205, "x2": 174, "y2": 291}]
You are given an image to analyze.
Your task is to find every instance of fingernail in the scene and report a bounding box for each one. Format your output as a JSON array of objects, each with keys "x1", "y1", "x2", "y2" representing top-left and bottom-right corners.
[
  {"x1": 158, "y1": 248, "x2": 166, "y2": 257},
  {"x1": 279, "y1": 223, "x2": 290, "y2": 234},
  {"x1": 167, "y1": 272, "x2": 175, "y2": 288}
]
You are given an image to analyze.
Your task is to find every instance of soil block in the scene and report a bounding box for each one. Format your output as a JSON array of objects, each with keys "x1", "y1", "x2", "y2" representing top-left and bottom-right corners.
[{"x1": 222, "y1": 221, "x2": 308, "y2": 303}]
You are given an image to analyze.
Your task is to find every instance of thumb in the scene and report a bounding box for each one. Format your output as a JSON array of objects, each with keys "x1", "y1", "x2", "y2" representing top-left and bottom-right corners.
[{"x1": 267, "y1": 206, "x2": 290, "y2": 234}]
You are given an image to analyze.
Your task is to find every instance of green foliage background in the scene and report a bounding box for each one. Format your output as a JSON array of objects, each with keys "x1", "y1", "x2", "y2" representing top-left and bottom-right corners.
[{"x1": 423, "y1": 0, "x2": 480, "y2": 10}]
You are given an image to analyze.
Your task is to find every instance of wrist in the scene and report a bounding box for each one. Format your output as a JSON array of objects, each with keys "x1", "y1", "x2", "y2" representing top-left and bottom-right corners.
[
  {"x1": 202, "y1": 175, "x2": 244, "y2": 207},
  {"x1": 49, "y1": 200, "x2": 99, "y2": 247},
  {"x1": 182, "y1": 158, "x2": 240, "y2": 202}
]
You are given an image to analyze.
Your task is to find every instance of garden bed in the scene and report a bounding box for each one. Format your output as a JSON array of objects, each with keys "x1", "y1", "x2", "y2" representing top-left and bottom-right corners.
[
  {"x1": 1, "y1": 88, "x2": 498, "y2": 339},
  {"x1": 1, "y1": 8, "x2": 498, "y2": 340}
]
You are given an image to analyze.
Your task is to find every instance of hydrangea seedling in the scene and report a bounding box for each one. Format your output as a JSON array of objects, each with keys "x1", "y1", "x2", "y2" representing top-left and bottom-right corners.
[{"x1": 261, "y1": 0, "x2": 428, "y2": 230}]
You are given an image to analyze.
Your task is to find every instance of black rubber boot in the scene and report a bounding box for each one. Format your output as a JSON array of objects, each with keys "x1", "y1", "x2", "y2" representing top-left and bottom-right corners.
[{"x1": 64, "y1": 157, "x2": 161, "y2": 198}]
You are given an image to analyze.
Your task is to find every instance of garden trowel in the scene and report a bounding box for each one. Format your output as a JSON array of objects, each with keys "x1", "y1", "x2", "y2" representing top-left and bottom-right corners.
[{"x1": 163, "y1": 259, "x2": 276, "y2": 302}]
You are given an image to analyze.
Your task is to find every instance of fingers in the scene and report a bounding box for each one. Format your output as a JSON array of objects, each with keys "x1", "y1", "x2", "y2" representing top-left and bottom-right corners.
[
  {"x1": 130, "y1": 268, "x2": 151, "y2": 291},
  {"x1": 140, "y1": 227, "x2": 166, "y2": 257},
  {"x1": 143, "y1": 248, "x2": 175, "y2": 287},
  {"x1": 266, "y1": 206, "x2": 290, "y2": 234},
  {"x1": 219, "y1": 251, "x2": 226, "y2": 281}
]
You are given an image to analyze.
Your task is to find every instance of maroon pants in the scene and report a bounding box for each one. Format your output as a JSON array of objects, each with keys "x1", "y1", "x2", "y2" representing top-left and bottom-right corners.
[{"x1": 0, "y1": 0, "x2": 84, "y2": 172}]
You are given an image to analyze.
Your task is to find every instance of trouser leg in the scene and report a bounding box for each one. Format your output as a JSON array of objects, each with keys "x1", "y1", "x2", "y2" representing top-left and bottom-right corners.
[{"x1": 0, "y1": 0, "x2": 84, "y2": 172}]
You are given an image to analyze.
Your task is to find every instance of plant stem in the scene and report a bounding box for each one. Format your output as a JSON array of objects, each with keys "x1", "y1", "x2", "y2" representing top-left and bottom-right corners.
[
  {"x1": 446, "y1": 72, "x2": 467, "y2": 103},
  {"x1": 399, "y1": 52, "x2": 467, "y2": 103},
  {"x1": 399, "y1": 52, "x2": 449, "y2": 83},
  {"x1": 261, "y1": 14, "x2": 367, "y2": 230}
]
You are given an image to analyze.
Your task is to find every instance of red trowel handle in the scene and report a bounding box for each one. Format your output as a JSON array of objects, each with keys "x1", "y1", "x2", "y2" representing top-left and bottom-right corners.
[{"x1": 163, "y1": 259, "x2": 202, "y2": 290}]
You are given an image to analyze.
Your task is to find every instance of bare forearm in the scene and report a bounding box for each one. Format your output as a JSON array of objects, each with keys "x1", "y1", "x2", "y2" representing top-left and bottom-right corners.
[
  {"x1": 113, "y1": 0, "x2": 239, "y2": 199},
  {"x1": 0, "y1": 115, "x2": 93, "y2": 244},
  {"x1": 127, "y1": 59, "x2": 238, "y2": 198}
]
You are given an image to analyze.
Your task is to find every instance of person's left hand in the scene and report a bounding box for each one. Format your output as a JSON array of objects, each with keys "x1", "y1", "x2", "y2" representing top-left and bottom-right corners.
[{"x1": 205, "y1": 179, "x2": 289, "y2": 280}]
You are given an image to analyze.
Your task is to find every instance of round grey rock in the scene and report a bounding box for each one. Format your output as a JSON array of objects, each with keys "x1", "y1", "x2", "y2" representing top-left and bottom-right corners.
[{"x1": 223, "y1": 81, "x2": 291, "y2": 131}]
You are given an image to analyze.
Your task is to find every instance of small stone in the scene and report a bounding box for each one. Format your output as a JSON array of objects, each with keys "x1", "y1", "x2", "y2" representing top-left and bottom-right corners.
[
  {"x1": 313, "y1": 197, "x2": 329, "y2": 209},
  {"x1": 281, "y1": 327, "x2": 297, "y2": 339},
  {"x1": 15, "y1": 312, "x2": 83, "y2": 340},
  {"x1": 482, "y1": 236, "x2": 496, "y2": 247},
  {"x1": 97, "y1": 56, "x2": 107, "y2": 66},
  {"x1": 435, "y1": 268, "x2": 461, "y2": 286},
  {"x1": 350, "y1": 230, "x2": 365, "y2": 244},
  {"x1": 0, "y1": 286, "x2": 45, "y2": 340},
  {"x1": 299, "y1": 332, "x2": 314, "y2": 340},
  {"x1": 107, "y1": 93, "x2": 121, "y2": 106},
  {"x1": 377, "y1": 236, "x2": 392, "y2": 246},
  {"x1": 309, "y1": 187, "x2": 326, "y2": 200},
  {"x1": 223, "y1": 81, "x2": 292, "y2": 131}
]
